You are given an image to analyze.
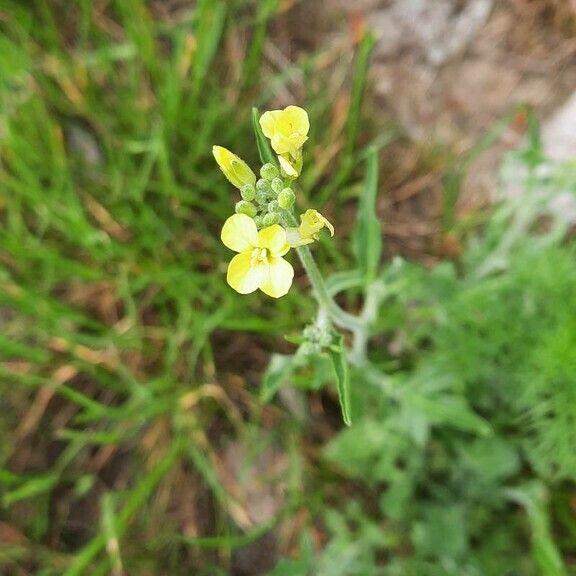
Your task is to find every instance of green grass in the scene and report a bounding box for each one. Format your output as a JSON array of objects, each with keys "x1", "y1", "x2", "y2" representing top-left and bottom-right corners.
[{"x1": 0, "y1": 1, "x2": 373, "y2": 574}]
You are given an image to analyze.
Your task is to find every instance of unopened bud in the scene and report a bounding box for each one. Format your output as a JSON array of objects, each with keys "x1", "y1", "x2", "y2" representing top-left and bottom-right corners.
[
  {"x1": 277, "y1": 187, "x2": 295, "y2": 209},
  {"x1": 256, "y1": 178, "x2": 272, "y2": 193},
  {"x1": 255, "y1": 190, "x2": 269, "y2": 205},
  {"x1": 260, "y1": 163, "x2": 279, "y2": 181},
  {"x1": 262, "y1": 213, "x2": 280, "y2": 226},
  {"x1": 271, "y1": 177, "x2": 284, "y2": 194},
  {"x1": 267, "y1": 200, "x2": 280, "y2": 213},
  {"x1": 235, "y1": 200, "x2": 257, "y2": 218},
  {"x1": 240, "y1": 183, "x2": 256, "y2": 201},
  {"x1": 212, "y1": 146, "x2": 256, "y2": 190}
]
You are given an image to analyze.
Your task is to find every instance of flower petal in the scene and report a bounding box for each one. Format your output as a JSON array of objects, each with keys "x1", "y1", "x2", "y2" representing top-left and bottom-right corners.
[
  {"x1": 227, "y1": 252, "x2": 265, "y2": 294},
  {"x1": 259, "y1": 110, "x2": 281, "y2": 139},
  {"x1": 284, "y1": 105, "x2": 310, "y2": 135},
  {"x1": 320, "y1": 214, "x2": 335, "y2": 236},
  {"x1": 278, "y1": 154, "x2": 298, "y2": 177},
  {"x1": 258, "y1": 224, "x2": 289, "y2": 256},
  {"x1": 221, "y1": 214, "x2": 258, "y2": 253},
  {"x1": 286, "y1": 228, "x2": 313, "y2": 247},
  {"x1": 260, "y1": 257, "x2": 294, "y2": 298}
]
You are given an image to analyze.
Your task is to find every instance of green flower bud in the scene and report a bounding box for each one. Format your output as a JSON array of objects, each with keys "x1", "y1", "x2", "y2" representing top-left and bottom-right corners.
[
  {"x1": 271, "y1": 177, "x2": 284, "y2": 194},
  {"x1": 240, "y1": 183, "x2": 256, "y2": 201},
  {"x1": 235, "y1": 200, "x2": 257, "y2": 218},
  {"x1": 212, "y1": 146, "x2": 256, "y2": 190},
  {"x1": 277, "y1": 187, "x2": 295, "y2": 209},
  {"x1": 262, "y1": 213, "x2": 279, "y2": 226},
  {"x1": 267, "y1": 200, "x2": 280, "y2": 213},
  {"x1": 253, "y1": 215, "x2": 264, "y2": 229},
  {"x1": 255, "y1": 190, "x2": 269, "y2": 205},
  {"x1": 260, "y1": 163, "x2": 279, "y2": 181},
  {"x1": 256, "y1": 178, "x2": 272, "y2": 193}
]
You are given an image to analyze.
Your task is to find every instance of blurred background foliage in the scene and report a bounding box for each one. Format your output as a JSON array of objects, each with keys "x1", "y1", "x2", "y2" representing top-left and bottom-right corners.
[{"x1": 0, "y1": 1, "x2": 575, "y2": 575}]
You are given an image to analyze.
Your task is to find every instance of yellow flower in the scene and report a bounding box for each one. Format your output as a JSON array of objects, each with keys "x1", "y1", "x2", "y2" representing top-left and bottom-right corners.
[
  {"x1": 221, "y1": 214, "x2": 294, "y2": 298},
  {"x1": 213, "y1": 146, "x2": 256, "y2": 190},
  {"x1": 259, "y1": 105, "x2": 310, "y2": 158},
  {"x1": 286, "y1": 209, "x2": 335, "y2": 247}
]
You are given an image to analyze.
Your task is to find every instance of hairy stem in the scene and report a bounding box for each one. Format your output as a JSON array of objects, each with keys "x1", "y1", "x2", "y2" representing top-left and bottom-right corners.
[{"x1": 282, "y1": 211, "x2": 363, "y2": 331}]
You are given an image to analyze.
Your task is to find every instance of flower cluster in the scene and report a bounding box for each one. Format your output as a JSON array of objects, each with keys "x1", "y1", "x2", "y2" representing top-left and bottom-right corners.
[{"x1": 214, "y1": 106, "x2": 333, "y2": 298}]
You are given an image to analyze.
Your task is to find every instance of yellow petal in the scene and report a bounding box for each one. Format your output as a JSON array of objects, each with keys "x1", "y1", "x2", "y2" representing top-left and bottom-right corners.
[
  {"x1": 320, "y1": 214, "x2": 335, "y2": 236},
  {"x1": 258, "y1": 224, "x2": 289, "y2": 256},
  {"x1": 283, "y1": 105, "x2": 310, "y2": 136},
  {"x1": 227, "y1": 252, "x2": 265, "y2": 294},
  {"x1": 259, "y1": 110, "x2": 281, "y2": 139},
  {"x1": 212, "y1": 146, "x2": 256, "y2": 189},
  {"x1": 221, "y1": 214, "x2": 258, "y2": 253},
  {"x1": 286, "y1": 228, "x2": 313, "y2": 247},
  {"x1": 298, "y1": 209, "x2": 334, "y2": 240},
  {"x1": 278, "y1": 154, "x2": 298, "y2": 178},
  {"x1": 260, "y1": 257, "x2": 294, "y2": 298}
]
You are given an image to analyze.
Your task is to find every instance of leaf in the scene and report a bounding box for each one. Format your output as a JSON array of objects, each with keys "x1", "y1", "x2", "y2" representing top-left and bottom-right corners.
[
  {"x1": 354, "y1": 146, "x2": 381, "y2": 285},
  {"x1": 252, "y1": 107, "x2": 277, "y2": 166},
  {"x1": 404, "y1": 393, "x2": 491, "y2": 435},
  {"x1": 506, "y1": 483, "x2": 568, "y2": 576},
  {"x1": 260, "y1": 354, "x2": 295, "y2": 403},
  {"x1": 3, "y1": 473, "x2": 58, "y2": 506},
  {"x1": 327, "y1": 334, "x2": 352, "y2": 426}
]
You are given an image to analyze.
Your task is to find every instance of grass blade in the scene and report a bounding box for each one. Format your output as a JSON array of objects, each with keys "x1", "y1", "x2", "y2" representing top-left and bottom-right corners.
[{"x1": 354, "y1": 146, "x2": 381, "y2": 285}]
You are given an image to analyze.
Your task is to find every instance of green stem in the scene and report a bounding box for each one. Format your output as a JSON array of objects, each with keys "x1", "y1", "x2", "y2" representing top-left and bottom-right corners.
[{"x1": 282, "y1": 211, "x2": 363, "y2": 331}]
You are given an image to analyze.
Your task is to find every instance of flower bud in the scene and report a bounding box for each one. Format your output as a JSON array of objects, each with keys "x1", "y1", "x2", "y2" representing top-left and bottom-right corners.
[
  {"x1": 277, "y1": 187, "x2": 295, "y2": 209},
  {"x1": 212, "y1": 146, "x2": 256, "y2": 190},
  {"x1": 262, "y1": 213, "x2": 280, "y2": 226},
  {"x1": 253, "y1": 215, "x2": 264, "y2": 228},
  {"x1": 271, "y1": 177, "x2": 284, "y2": 194},
  {"x1": 267, "y1": 200, "x2": 280, "y2": 213},
  {"x1": 235, "y1": 200, "x2": 257, "y2": 218},
  {"x1": 260, "y1": 163, "x2": 279, "y2": 181},
  {"x1": 240, "y1": 183, "x2": 256, "y2": 201},
  {"x1": 255, "y1": 190, "x2": 269, "y2": 205},
  {"x1": 256, "y1": 178, "x2": 272, "y2": 193}
]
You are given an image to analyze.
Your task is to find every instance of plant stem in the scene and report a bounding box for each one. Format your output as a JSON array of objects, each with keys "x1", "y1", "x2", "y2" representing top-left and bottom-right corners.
[{"x1": 282, "y1": 211, "x2": 364, "y2": 331}]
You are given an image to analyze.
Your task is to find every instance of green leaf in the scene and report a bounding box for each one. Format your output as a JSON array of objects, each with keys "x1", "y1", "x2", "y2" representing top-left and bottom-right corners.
[
  {"x1": 260, "y1": 353, "x2": 295, "y2": 402},
  {"x1": 3, "y1": 473, "x2": 58, "y2": 506},
  {"x1": 404, "y1": 393, "x2": 491, "y2": 435},
  {"x1": 506, "y1": 483, "x2": 568, "y2": 576},
  {"x1": 354, "y1": 146, "x2": 381, "y2": 285},
  {"x1": 252, "y1": 107, "x2": 277, "y2": 166},
  {"x1": 327, "y1": 334, "x2": 352, "y2": 426}
]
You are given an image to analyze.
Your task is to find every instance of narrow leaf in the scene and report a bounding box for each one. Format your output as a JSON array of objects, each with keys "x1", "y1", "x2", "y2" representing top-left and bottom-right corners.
[
  {"x1": 327, "y1": 334, "x2": 352, "y2": 426},
  {"x1": 252, "y1": 107, "x2": 277, "y2": 166}
]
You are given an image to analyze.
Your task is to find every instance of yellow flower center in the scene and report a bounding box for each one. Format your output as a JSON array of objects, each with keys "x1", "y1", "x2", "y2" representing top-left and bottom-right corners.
[{"x1": 251, "y1": 247, "x2": 270, "y2": 265}]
